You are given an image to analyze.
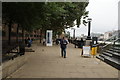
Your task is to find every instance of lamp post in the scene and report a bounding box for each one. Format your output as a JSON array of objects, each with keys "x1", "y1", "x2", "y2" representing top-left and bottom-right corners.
[
  {"x1": 71, "y1": 28, "x2": 75, "y2": 39},
  {"x1": 85, "y1": 18, "x2": 92, "y2": 46},
  {"x1": 87, "y1": 18, "x2": 92, "y2": 40}
]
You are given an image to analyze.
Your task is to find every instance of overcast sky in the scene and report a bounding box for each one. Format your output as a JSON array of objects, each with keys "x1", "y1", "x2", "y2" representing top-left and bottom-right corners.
[{"x1": 66, "y1": 0, "x2": 120, "y2": 37}]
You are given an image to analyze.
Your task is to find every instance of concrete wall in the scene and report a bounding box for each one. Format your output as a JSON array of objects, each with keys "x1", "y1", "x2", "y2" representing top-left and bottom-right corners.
[{"x1": 2, "y1": 55, "x2": 27, "y2": 78}]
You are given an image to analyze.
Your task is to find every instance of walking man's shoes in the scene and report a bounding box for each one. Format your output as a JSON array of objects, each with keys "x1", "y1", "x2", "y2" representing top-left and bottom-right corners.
[{"x1": 64, "y1": 56, "x2": 66, "y2": 58}]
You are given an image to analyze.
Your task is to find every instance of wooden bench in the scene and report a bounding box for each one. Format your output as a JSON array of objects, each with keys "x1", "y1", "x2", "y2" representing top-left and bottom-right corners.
[{"x1": 2, "y1": 41, "x2": 19, "y2": 62}]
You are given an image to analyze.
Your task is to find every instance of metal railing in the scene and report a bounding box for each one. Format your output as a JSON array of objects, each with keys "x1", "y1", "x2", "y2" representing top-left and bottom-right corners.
[
  {"x1": 100, "y1": 38, "x2": 120, "y2": 54},
  {"x1": 99, "y1": 44, "x2": 112, "y2": 54},
  {"x1": 113, "y1": 38, "x2": 120, "y2": 47},
  {"x1": 98, "y1": 33, "x2": 118, "y2": 44}
]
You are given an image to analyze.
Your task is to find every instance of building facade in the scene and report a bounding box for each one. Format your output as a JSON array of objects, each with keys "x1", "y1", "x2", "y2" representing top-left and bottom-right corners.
[
  {"x1": 104, "y1": 31, "x2": 113, "y2": 40},
  {"x1": 118, "y1": 1, "x2": 120, "y2": 38}
]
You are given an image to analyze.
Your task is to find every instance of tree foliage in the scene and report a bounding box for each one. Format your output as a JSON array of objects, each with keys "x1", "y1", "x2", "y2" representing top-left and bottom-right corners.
[{"x1": 2, "y1": 2, "x2": 89, "y2": 34}]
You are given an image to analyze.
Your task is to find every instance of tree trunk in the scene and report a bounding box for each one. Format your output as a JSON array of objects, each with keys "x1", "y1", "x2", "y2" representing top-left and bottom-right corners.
[
  {"x1": 8, "y1": 21, "x2": 12, "y2": 45},
  {"x1": 16, "y1": 24, "x2": 19, "y2": 43},
  {"x1": 40, "y1": 29, "x2": 42, "y2": 43},
  {"x1": 22, "y1": 28, "x2": 24, "y2": 43}
]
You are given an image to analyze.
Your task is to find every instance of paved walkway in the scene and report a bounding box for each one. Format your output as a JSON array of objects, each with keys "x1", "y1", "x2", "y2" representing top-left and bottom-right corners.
[{"x1": 8, "y1": 41, "x2": 118, "y2": 78}]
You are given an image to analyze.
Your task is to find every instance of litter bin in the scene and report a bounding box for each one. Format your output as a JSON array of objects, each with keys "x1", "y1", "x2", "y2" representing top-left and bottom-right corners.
[{"x1": 91, "y1": 45, "x2": 97, "y2": 57}]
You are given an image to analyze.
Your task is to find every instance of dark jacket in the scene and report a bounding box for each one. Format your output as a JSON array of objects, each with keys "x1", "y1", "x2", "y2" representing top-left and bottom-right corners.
[{"x1": 60, "y1": 39, "x2": 68, "y2": 49}]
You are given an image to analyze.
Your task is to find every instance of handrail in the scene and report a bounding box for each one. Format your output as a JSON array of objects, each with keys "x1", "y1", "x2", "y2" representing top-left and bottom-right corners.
[
  {"x1": 103, "y1": 33, "x2": 118, "y2": 44},
  {"x1": 100, "y1": 44, "x2": 112, "y2": 54},
  {"x1": 113, "y1": 38, "x2": 120, "y2": 42},
  {"x1": 100, "y1": 38, "x2": 119, "y2": 54},
  {"x1": 113, "y1": 38, "x2": 120, "y2": 46}
]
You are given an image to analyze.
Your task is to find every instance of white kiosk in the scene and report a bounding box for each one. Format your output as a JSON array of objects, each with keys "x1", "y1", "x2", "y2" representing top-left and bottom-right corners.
[{"x1": 46, "y1": 30, "x2": 53, "y2": 46}]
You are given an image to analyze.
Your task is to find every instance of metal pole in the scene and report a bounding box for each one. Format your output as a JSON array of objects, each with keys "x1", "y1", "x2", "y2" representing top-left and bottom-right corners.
[
  {"x1": 88, "y1": 21, "x2": 91, "y2": 37},
  {"x1": 86, "y1": 18, "x2": 92, "y2": 46},
  {"x1": 73, "y1": 29, "x2": 75, "y2": 38}
]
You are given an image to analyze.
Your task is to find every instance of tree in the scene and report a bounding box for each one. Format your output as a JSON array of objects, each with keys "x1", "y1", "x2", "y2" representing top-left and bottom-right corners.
[{"x1": 2, "y1": 2, "x2": 89, "y2": 38}]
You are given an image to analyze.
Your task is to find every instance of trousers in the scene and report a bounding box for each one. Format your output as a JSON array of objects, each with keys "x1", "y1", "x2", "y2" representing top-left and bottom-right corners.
[{"x1": 61, "y1": 48, "x2": 66, "y2": 57}]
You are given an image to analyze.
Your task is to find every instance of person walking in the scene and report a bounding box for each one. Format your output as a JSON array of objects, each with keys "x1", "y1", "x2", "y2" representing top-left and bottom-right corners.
[
  {"x1": 27, "y1": 37, "x2": 32, "y2": 47},
  {"x1": 74, "y1": 38, "x2": 77, "y2": 48},
  {"x1": 80, "y1": 38, "x2": 84, "y2": 48},
  {"x1": 60, "y1": 37, "x2": 69, "y2": 58},
  {"x1": 43, "y1": 38, "x2": 46, "y2": 45}
]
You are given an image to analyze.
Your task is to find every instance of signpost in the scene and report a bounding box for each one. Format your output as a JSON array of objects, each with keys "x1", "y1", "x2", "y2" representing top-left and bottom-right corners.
[
  {"x1": 46, "y1": 30, "x2": 52, "y2": 46},
  {"x1": 82, "y1": 46, "x2": 91, "y2": 57}
]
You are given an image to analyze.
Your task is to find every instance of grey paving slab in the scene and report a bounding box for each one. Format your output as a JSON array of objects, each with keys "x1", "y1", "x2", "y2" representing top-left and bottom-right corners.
[{"x1": 8, "y1": 41, "x2": 118, "y2": 78}]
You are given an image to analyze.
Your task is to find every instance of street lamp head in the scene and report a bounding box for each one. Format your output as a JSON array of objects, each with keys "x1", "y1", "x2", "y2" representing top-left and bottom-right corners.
[{"x1": 87, "y1": 18, "x2": 92, "y2": 22}]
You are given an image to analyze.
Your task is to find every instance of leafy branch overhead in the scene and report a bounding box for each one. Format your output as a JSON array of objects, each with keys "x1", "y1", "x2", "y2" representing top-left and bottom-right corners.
[{"x1": 2, "y1": 2, "x2": 89, "y2": 33}]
